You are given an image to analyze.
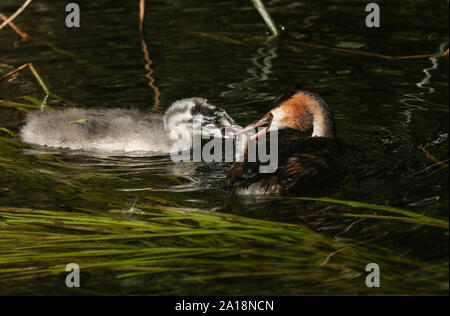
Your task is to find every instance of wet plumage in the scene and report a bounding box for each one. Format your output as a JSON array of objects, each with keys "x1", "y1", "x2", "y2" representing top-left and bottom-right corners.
[{"x1": 227, "y1": 88, "x2": 343, "y2": 196}]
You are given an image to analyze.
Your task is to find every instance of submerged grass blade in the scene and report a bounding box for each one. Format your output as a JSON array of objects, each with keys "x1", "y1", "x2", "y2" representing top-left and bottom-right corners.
[
  {"x1": 341, "y1": 213, "x2": 449, "y2": 229},
  {"x1": 0, "y1": 205, "x2": 447, "y2": 295},
  {"x1": 0, "y1": 63, "x2": 51, "y2": 96},
  {"x1": 0, "y1": 128, "x2": 17, "y2": 137},
  {"x1": 294, "y1": 197, "x2": 448, "y2": 229},
  {"x1": 0, "y1": 99, "x2": 40, "y2": 110}
]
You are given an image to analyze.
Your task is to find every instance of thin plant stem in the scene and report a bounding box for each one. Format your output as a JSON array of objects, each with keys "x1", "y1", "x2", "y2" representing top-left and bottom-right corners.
[
  {"x1": 0, "y1": 63, "x2": 51, "y2": 96},
  {"x1": 0, "y1": 0, "x2": 33, "y2": 31},
  {"x1": 0, "y1": 99, "x2": 40, "y2": 110},
  {"x1": 419, "y1": 145, "x2": 449, "y2": 167},
  {"x1": 139, "y1": 0, "x2": 145, "y2": 32},
  {"x1": 27, "y1": 63, "x2": 51, "y2": 96},
  {"x1": 291, "y1": 40, "x2": 448, "y2": 60},
  {"x1": 188, "y1": 30, "x2": 446, "y2": 61},
  {"x1": 0, "y1": 64, "x2": 28, "y2": 82},
  {"x1": 250, "y1": 0, "x2": 279, "y2": 36},
  {"x1": 341, "y1": 213, "x2": 449, "y2": 229},
  {"x1": 189, "y1": 31, "x2": 245, "y2": 45},
  {"x1": 0, "y1": 13, "x2": 31, "y2": 40}
]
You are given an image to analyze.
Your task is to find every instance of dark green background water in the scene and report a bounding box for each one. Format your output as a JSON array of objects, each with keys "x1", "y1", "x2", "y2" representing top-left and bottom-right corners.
[{"x1": 0, "y1": 0, "x2": 448, "y2": 295}]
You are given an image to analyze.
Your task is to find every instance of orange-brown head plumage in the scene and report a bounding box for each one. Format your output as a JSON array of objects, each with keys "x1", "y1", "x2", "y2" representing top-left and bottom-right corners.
[{"x1": 264, "y1": 88, "x2": 335, "y2": 138}]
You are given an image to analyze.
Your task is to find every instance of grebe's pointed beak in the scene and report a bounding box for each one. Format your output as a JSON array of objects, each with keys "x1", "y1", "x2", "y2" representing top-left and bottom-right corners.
[
  {"x1": 234, "y1": 114, "x2": 273, "y2": 140},
  {"x1": 235, "y1": 117, "x2": 271, "y2": 135}
]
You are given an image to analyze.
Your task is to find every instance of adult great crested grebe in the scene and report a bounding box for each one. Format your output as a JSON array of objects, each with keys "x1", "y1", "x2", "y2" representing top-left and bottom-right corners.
[
  {"x1": 227, "y1": 88, "x2": 342, "y2": 196},
  {"x1": 21, "y1": 98, "x2": 241, "y2": 154}
]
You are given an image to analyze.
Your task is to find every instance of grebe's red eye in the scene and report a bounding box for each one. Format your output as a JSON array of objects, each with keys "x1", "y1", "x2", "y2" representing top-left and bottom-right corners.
[{"x1": 269, "y1": 112, "x2": 274, "y2": 119}]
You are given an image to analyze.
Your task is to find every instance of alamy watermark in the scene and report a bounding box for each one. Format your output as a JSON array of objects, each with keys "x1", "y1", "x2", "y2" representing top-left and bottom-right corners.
[
  {"x1": 65, "y1": 263, "x2": 80, "y2": 288},
  {"x1": 65, "y1": 3, "x2": 380, "y2": 30},
  {"x1": 65, "y1": 3, "x2": 80, "y2": 28},
  {"x1": 170, "y1": 117, "x2": 279, "y2": 174},
  {"x1": 365, "y1": 263, "x2": 381, "y2": 288},
  {"x1": 365, "y1": 3, "x2": 381, "y2": 28}
]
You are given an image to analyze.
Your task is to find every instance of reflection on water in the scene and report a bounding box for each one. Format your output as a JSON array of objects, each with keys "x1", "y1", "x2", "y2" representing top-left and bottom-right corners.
[
  {"x1": 0, "y1": 0, "x2": 448, "y2": 295},
  {"x1": 222, "y1": 43, "x2": 278, "y2": 100}
]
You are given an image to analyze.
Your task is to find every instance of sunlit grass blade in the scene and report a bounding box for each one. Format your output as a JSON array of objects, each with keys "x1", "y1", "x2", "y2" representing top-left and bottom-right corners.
[
  {"x1": 0, "y1": 99, "x2": 40, "y2": 110},
  {"x1": 294, "y1": 197, "x2": 449, "y2": 229},
  {"x1": 0, "y1": 205, "x2": 447, "y2": 295}
]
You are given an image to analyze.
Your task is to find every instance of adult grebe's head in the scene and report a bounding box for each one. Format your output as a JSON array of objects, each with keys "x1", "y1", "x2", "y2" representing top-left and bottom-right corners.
[
  {"x1": 237, "y1": 88, "x2": 336, "y2": 140},
  {"x1": 164, "y1": 98, "x2": 241, "y2": 141}
]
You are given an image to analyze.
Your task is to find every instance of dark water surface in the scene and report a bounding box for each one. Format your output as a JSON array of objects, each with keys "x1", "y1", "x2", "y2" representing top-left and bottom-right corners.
[{"x1": 0, "y1": 0, "x2": 448, "y2": 295}]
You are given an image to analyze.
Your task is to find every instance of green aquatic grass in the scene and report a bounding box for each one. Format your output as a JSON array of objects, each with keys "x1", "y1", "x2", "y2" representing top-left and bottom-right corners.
[
  {"x1": 0, "y1": 131, "x2": 448, "y2": 295},
  {"x1": 0, "y1": 204, "x2": 448, "y2": 295},
  {"x1": 0, "y1": 128, "x2": 16, "y2": 137},
  {"x1": 0, "y1": 99, "x2": 40, "y2": 111},
  {"x1": 0, "y1": 0, "x2": 447, "y2": 296},
  {"x1": 294, "y1": 197, "x2": 449, "y2": 229}
]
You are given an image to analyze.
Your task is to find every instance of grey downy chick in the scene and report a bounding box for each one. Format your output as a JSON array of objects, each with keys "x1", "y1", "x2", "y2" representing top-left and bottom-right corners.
[{"x1": 20, "y1": 98, "x2": 241, "y2": 155}]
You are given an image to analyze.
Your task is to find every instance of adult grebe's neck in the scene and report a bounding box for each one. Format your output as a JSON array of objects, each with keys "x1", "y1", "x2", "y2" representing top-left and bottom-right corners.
[{"x1": 311, "y1": 105, "x2": 335, "y2": 139}]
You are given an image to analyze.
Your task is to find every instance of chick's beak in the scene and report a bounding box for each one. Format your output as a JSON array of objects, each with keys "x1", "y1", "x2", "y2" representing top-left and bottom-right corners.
[{"x1": 222, "y1": 124, "x2": 243, "y2": 139}]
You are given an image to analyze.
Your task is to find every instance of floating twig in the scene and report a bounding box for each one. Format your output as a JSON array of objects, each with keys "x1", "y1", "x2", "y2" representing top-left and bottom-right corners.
[
  {"x1": 419, "y1": 145, "x2": 449, "y2": 167},
  {"x1": 188, "y1": 31, "x2": 445, "y2": 62},
  {"x1": 0, "y1": 0, "x2": 33, "y2": 31},
  {"x1": 291, "y1": 40, "x2": 448, "y2": 60},
  {"x1": 0, "y1": 12, "x2": 31, "y2": 40},
  {"x1": 0, "y1": 64, "x2": 28, "y2": 82},
  {"x1": 250, "y1": 0, "x2": 279, "y2": 36},
  {"x1": 189, "y1": 31, "x2": 245, "y2": 45}
]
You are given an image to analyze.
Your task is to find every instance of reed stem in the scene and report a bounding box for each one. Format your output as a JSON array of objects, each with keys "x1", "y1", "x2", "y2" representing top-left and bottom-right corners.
[
  {"x1": 27, "y1": 63, "x2": 51, "y2": 96},
  {"x1": 0, "y1": 13, "x2": 31, "y2": 40},
  {"x1": 139, "y1": 0, "x2": 145, "y2": 32},
  {"x1": 250, "y1": 0, "x2": 279, "y2": 36},
  {"x1": 0, "y1": 0, "x2": 33, "y2": 31}
]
